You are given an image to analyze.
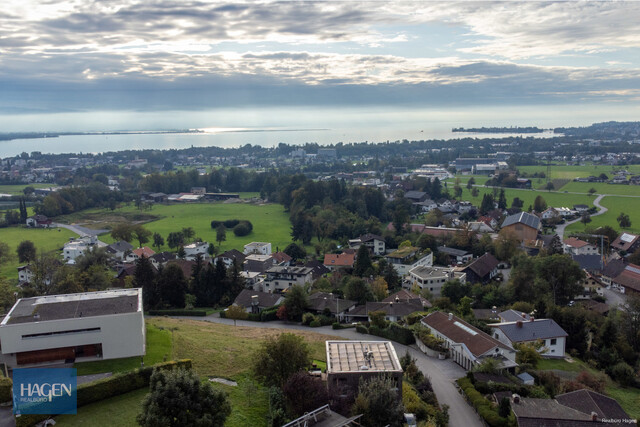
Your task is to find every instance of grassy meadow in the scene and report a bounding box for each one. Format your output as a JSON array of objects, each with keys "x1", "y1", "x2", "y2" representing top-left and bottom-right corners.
[
  {"x1": 0, "y1": 183, "x2": 54, "y2": 195},
  {"x1": 518, "y1": 164, "x2": 640, "y2": 180},
  {"x1": 566, "y1": 196, "x2": 640, "y2": 234},
  {"x1": 56, "y1": 318, "x2": 342, "y2": 427}
]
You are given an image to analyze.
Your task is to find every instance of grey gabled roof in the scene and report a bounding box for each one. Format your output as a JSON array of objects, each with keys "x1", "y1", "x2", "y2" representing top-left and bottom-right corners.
[
  {"x1": 108, "y1": 240, "x2": 134, "y2": 253},
  {"x1": 501, "y1": 212, "x2": 540, "y2": 230},
  {"x1": 491, "y1": 319, "x2": 567, "y2": 342},
  {"x1": 571, "y1": 254, "x2": 603, "y2": 271},
  {"x1": 438, "y1": 246, "x2": 469, "y2": 257},
  {"x1": 233, "y1": 289, "x2": 282, "y2": 309}
]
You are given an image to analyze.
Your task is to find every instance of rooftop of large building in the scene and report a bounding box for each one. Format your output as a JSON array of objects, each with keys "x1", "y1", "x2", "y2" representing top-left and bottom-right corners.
[
  {"x1": 2, "y1": 289, "x2": 142, "y2": 325},
  {"x1": 326, "y1": 340, "x2": 402, "y2": 374}
]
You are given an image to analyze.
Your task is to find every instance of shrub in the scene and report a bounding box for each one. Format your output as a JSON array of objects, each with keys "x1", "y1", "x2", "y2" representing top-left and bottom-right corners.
[
  {"x1": 609, "y1": 362, "x2": 636, "y2": 386},
  {"x1": 0, "y1": 377, "x2": 12, "y2": 403},
  {"x1": 233, "y1": 222, "x2": 251, "y2": 237},
  {"x1": 332, "y1": 322, "x2": 343, "y2": 329},
  {"x1": 282, "y1": 372, "x2": 328, "y2": 417},
  {"x1": 355, "y1": 324, "x2": 369, "y2": 334},
  {"x1": 309, "y1": 320, "x2": 321, "y2": 327},
  {"x1": 403, "y1": 382, "x2": 436, "y2": 421},
  {"x1": 223, "y1": 219, "x2": 240, "y2": 228},
  {"x1": 302, "y1": 313, "x2": 316, "y2": 326},
  {"x1": 210, "y1": 220, "x2": 223, "y2": 229},
  {"x1": 147, "y1": 309, "x2": 207, "y2": 316}
]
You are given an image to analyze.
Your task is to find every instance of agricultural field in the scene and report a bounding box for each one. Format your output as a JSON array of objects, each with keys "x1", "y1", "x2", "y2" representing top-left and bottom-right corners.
[
  {"x1": 0, "y1": 183, "x2": 54, "y2": 195},
  {"x1": 518, "y1": 164, "x2": 640, "y2": 180},
  {"x1": 95, "y1": 202, "x2": 295, "y2": 253},
  {"x1": 566, "y1": 196, "x2": 640, "y2": 234},
  {"x1": 0, "y1": 226, "x2": 77, "y2": 281},
  {"x1": 56, "y1": 317, "x2": 342, "y2": 427},
  {"x1": 558, "y1": 181, "x2": 640, "y2": 196}
]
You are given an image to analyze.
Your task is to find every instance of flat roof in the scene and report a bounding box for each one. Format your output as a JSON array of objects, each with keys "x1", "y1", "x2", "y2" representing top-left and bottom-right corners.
[
  {"x1": 2, "y1": 289, "x2": 142, "y2": 325},
  {"x1": 326, "y1": 340, "x2": 402, "y2": 374}
]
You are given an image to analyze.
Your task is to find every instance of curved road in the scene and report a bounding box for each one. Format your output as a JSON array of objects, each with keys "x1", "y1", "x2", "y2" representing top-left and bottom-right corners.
[
  {"x1": 53, "y1": 222, "x2": 108, "y2": 237},
  {"x1": 171, "y1": 315, "x2": 483, "y2": 427},
  {"x1": 555, "y1": 194, "x2": 608, "y2": 240}
]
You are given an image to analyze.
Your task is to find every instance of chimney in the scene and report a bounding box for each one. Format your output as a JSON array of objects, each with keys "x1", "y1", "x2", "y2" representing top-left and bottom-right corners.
[
  {"x1": 448, "y1": 313, "x2": 453, "y2": 321},
  {"x1": 530, "y1": 316, "x2": 534, "y2": 322},
  {"x1": 591, "y1": 412, "x2": 598, "y2": 421},
  {"x1": 516, "y1": 321, "x2": 523, "y2": 328},
  {"x1": 512, "y1": 394, "x2": 520, "y2": 404}
]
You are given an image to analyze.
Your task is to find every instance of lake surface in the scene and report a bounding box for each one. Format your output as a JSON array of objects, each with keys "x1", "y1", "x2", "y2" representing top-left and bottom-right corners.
[{"x1": 0, "y1": 128, "x2": 558, "y2": 157}]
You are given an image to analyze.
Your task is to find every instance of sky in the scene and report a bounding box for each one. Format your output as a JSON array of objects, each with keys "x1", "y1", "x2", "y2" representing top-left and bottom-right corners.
[{"x1": 1, "y1": 0, "x2": 640, "y2": 131}]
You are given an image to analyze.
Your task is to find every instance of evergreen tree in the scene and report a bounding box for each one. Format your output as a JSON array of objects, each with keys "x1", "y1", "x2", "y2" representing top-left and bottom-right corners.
[
  {"x1": 353, "y1": 245, "x2": 373, "y2": 277},
  {"x1": 533, "y1": 195, "x2": 547, "y2": 213},
  {"x1": 157, "y1": 263, "x2": 188, "y2": 308},
  {"x1": 283, "y1": 285, "x2": 309, "y2": 321},
  {"x1": 19, "y1": 197, "x2": 28, "y2": 223},
  {"x1": 134, "y1": 255, "x2": 157, "y2": 309},
  {"x1": 497, "y1": 189, "x2": 507, "y2": 210},
  {"x1": 479, "y1": 194, "x2": 494, "y2": 215}
]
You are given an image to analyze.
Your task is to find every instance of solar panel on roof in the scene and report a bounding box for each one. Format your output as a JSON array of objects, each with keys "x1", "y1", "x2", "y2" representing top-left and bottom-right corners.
[
  {"x1": 454, "y1": 321, "x2": 478, "y2": 336},
  {"x1": 620, "y1": 233, "x2": 636, "y2": 243}
]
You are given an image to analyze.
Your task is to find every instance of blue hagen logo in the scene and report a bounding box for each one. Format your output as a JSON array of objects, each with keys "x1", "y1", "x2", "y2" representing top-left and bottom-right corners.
[{"x1": 13, "y1": 368, "x2": 77, "y2": 415}]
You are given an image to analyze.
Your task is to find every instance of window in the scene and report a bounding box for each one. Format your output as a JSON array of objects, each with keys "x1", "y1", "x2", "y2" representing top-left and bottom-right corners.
[
  {"x1": 550, "y1": 338, "x2": 557, "y2": 346},
  {"x1": 23, "y1": 327, "x2": 101, "y2": 339}
]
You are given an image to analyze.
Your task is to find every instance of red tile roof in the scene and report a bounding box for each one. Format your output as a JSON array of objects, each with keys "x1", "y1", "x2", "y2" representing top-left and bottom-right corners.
[
  {"x1": 563, "y1": 237, "x2": 591, "y2": 249},
  {"x1": 133, "y1": 247, "x2": 155, "y2": 258},
  {"x1": 323, "y1": 252, "x2": 355, "y2": 267}
]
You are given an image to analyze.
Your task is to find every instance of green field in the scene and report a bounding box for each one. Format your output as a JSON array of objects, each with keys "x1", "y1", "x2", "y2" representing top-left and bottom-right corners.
[
  {"x1": 566, "y1": 196, "x2": 640, "y2": 234},
  {"x1": 0, "y1": 183, "x2": 54, "y2": 195},
  {"x1": 518, "y1": 164, "x2": 640, "y2": 179},
  {"x1": 0, "y1": 226, "x2": 77, "y2": 281},
  {"x1": 94, "y1": 202, "x2": 294, "y2": 253},
  {"x1": 558, "y1": 181, "x2": 640, "y2": 196},
  {"x1": 56, "y1": 317, "x2": 341, "y2": 427}
]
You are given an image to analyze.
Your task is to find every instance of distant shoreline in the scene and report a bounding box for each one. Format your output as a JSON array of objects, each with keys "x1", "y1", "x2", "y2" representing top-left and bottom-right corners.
[
  {"x1": 452, "y1": 126, "x2": 546, "y2": 133},
  {"x1": 0, "y1": 129, "x2": 202, "y2": 142}
]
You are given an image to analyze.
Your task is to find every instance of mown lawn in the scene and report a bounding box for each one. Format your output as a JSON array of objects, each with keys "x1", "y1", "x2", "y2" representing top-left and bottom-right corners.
[
  {"x1": 566, "y1": 196, "x2": 640, "y2": 234},
  {"x1": 518, "y1": 164, "x2": 640, "y2": 180},
  {"x1": 74, "y1": 323, "x2": 172, "y2": 375},
  {"x1": 0, "y1": 226, "x2": 77, "y2": 281},
  {"x1": 559, "y1": 181, "x2": 640, "y2": 196},
  {"x1": 55, "y1": 387, "x2": 148, "y2": 427}
]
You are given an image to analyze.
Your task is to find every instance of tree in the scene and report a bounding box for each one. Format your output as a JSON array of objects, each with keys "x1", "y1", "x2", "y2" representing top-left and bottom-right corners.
[
  {"x1": 536, "y1": 254, "x2": 584, "y2": 305},
  {"x1": 453, "y1": 185, "x2": 462, "y2": 199},
  {"x1": 133, "y1": 225, "x2": 152, "y2": 248},
  {"x1": 380, "y1": 259, "x2": 401, "y2": 290},
  {"x1": 137, "y1": 368, "x2": 231, "y2": 427},
  {"x1": 617, "y1": 212, "x2": 631, "y2": 228},
  {"x1": 581, "y1": 213, "x2": 591, "y2": 225},
  {"x1": 547, "y1": 234, "x2": 564, "y2": 255},
  {"x1": 499, "y1": 397, "x2": 511, "y2": 418},
  {"x1": 167, "y1": 231, "x2": 184, "y2": 249},
  {"x1": 371, "y1": 277, "x2": 389, "y2": 301},
  {"x1": 226, "y1": 304, "x2": 248, "y2": 326},
  {"x1": 157, "y1": 263, "x2": 188, "y2": 308},
  {"x1": 216, "y1": 224, "x2": 226, "y2": 245},
  {"x1": 282, "y1": 372, "x2": 329, "y2": 418},
  {"x1": 345, "y1": 277, "x2": 374, "y2": 305},
  {"x1": 182, "y1": 227, "x2": 195, "y2": 241},
  {"x1": 533, "y1": 195, "x2": 547, "y2": 213},
  {"x1": 494, "y1": 229, "x2": 520, "y2": 262},
  {"x1": 466, "y1": 177, "x2": 475, "y2": 191},
  {"x1": 511, "y1": 197, "x2": 524, "y2": 209},
  {"x1": 19, "y1": 197, "x2": 28, "y2": 223},
  {"x1": 441, "y1": 279, "x2": 470, "y2": 305},
  {"x1": 353, "y1": 244, "x2": 373, "y2": 277},
  {"x1": 392, "y1": 206, "x2": 409, "y2": 235},
  {"x1": 459, "y1": 296, "x2": 473, "y2": 317},
  {"x1": 352, "y1": 376, "x2": 404, "y2": 427},
  {"x1": 588, "y1": 187, "x2": 597, "y2": 196},
  {"x1": 497, "y1": 189, "x2": 507, "y2": 210},
  {"x1": 111, "y1": 223, "x2": 134, "y2": 242},
  {"x1": 177, "y1": 245, "x2": 186, "y2": 259},
  {"x1": 515, "y1": 341, "x2": 544, "y2": 369},
  {"x1": 283, "y1": 285, "x2": 309, "y2": 321},
  {"x1": 283, "y1": 243, "x2": 306, "y2": 260},
  {"x1": 152, "y1": 232, "x2": 165, "y2": 251},
  {"x1": 479, "y1": 194, "x2": 494, "y2": 215},
  {"x1": 621, "y1": 293, "x2": 640, "y2": 352},
  {"x1": 134, "y1": 255, "x2": 157, "y2": 309},
  {"x1": 471, "y1": 188, "x2": 479, "y2": 197},
  {"x1": 253, "y1": 333, "x2": 311, "y2": 387},
  {"x1": 545, "y1": 181, "x2": 555, "y2": 192},
  {"x1": 16, "y1": 240, "x2": 36, "y2": 263}
]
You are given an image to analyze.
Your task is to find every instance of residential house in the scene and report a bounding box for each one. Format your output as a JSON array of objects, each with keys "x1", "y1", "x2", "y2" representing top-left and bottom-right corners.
[
  {"x1": 262, "y1": 266, "x2": 314, "y2": 292},
  {"x1": 467, "y1": 221, "x2": 494, "y2": 233},
  {"x1": 348, "y1": 234, "x2": 386, "y2": 256},
  {"x1": 501, "y1": 212, "x2": 541, "y2": 242},
  {"x1": 498, "y1": 310, "x2": 531, "y2": 323},
  {"x1": 611, "y1": 263, "x2": 640, "y2": 294},
  {"x1": 243, "y1": 242, "x2": 272, "y2": 255},
  {"x1": 326, "y1": 341, "x2": 403, "y2": 399},
  {"x1": 383, "y1": 289, "x2": 431, "y2": 308},
  {"x1": 0, "y1": 289, "x2": 145, "y2": 368},
  {"x1": 215, "y1": 249, "x2": 246, "y2": 268},
  {"x1": 579, "y1": 271, "x2": 604, "y2": 298},
  {"x1": 190, "y1": 187, "x2": 206, "y2": 195},
  {"x1": 461, "y1": 253, "x2": 500, "y2": 284},
  {"x1": 407, "y1": 265, "x2": 466, "y2": 297},
  {"x1": 489, "y1": 318, "x2": 567, "y2": 358},
  {"x1": 26, "y1": 215, "x2": 53, "y2": 228},
  {"x1": 344, "y1": 300, "x2": 424, "y2": 323},
  {"x1": 304, "y1": 260, "x2": 330, "y2": 279},
  {"x1": 63, "y1": 235, "x2": 103, "y2": 261},
  {"x1": 414, "y1": 199, "x2": 438, "y2": 213},
  {"x1": 126, "y1": 246, "x2": 156, "y2": 262},
  {"x1": 271, "y1": 251, "x2": 292, "y2": 266},
  {"x1": 599, "y1": 259, "x2": 627, "y2": 288},
  {"x1": 183, "y1": 241, "x2": 210, "y2": 259},
  {"x1": 17, "y1": 265, "x2": 34, "y2": 285},
  {"x1": 232, "y1": 289, "x2": 283, "y2": 314},
  {"x1": 106, "y1": 241, "x2": 134, "y2": 261},
  {"x1": 385, "y1": 246, "x2": 433, "y2": 276},
  {"x1": 308, "y1": 292, "x2": 357, "y2": 322},
  {"x1": 323, "y1": 252, "x2": 356, "y2": 271},
  {"x1": 166, "y1": 259, "x2": 197, "y2": 278},
  {"x1": 149, "y1": 252, "x2": 177, "y2": 268},
  {"x1": 404, "y1": 191, "x2": 428, "y2": 203},
  {"x1": 146, "y1": 192, "x2": 168, "y2": 203},
  {"x1": 421, "y1": 312, "x2": 517, "y2": 371},
  {"x1": 611, "y1": 232, "x2": 640, "y2": 253},
  {"x1": 573, "y1": 204, "x2": 589, "y2": 213},
  {"x1": 571, "y1": 254, "x2": 604, "y2": 273},
  {"x1": 510, "y1": 389, "x2": 630, "y2": 426},
  {"x1": 437, "y1": 246, "x2": 473, "y2": 265},
  {"x1": 563, "y1": 237, "x2": 599, "y2": 256},
  {"x1": 477, "y1": 216, "x2": 498, "y2": 229},
  {"x1": 244, "y1": 254, "x2": 274, "y2": 274}
]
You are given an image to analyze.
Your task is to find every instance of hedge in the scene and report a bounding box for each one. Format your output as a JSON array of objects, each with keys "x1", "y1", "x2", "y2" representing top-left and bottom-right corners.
[
  {"x1": 16, "y1": 359, "x2": 192, "y2": 427},
  {"x1": 220, "y1": 306, "x2": 279, "y2": 322},
  {"x1": 456, "y1": 378, "x2": 510, "y2": 427},
  {"x1": 355, "y1": 324, "x2": 369, "y2": 334},
  {"x1": 147, "y1": 309, "x2": 207, "y2": 316},
  {"x1": 368, "y1": 323, "x2": 416, "y2": 345},
  {"x1": 0, "y1": 377, "x2": 12, "y2": 403},
  {"x1": 233, "y1": 223, "x2": 251, "y2": 237}
]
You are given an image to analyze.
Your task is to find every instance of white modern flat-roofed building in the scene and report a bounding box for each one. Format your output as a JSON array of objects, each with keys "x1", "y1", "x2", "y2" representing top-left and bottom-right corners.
[
  {"x1": 243, "y1": 242, "x2": 272, "y2": 255},
  {"x1": 0, "y1": 289, "x2": 145, "y2": 369},
  {"x1": 407, "y1": 265, "x2": 466, "y2": 297}
]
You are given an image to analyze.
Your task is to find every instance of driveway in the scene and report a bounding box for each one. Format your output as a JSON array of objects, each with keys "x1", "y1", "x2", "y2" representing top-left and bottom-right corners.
[
  {"x1": 555, "y1": 194, "x2": 608, "y2": 240},
  {"x1": 602, "y1": 287, "x2": 627, "y2": 310},
  {"x1": 53, "y1": 223, "x2": 108, "y2": 237},
  {"x1": 172, "y1": 315, "x2": 483, "y2": 427}
]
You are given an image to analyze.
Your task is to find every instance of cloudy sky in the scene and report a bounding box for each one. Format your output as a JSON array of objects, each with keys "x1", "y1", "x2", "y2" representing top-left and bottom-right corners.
[{"x1": 1, "y1": 0, "x2": 640, "y2": 131}]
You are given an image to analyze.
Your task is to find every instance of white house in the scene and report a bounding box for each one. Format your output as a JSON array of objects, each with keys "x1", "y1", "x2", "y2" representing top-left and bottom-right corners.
[
  {"x1": 407, "y1": 265, "x2": 466, "y2": 297},
  {"x1": 0, "y1": 289, "x2": 145, "y2": 368},
  {"x1": 17, "y1": 265, "x2": 34, "y2": 284},
  {"x1": 563, "y1": 237, "x2": 598, "y2": 256},
  {"x1": 348, "y1": 233, "x2": 386, "y2": 256},
  {"x1": 243, "y1": 242, "x2": 272, "y2": 256},
  {"x1": 421, "y1": 312, "x2": 517, "y2": 371},
  {"x1": 385, "y1": 247, "x2": 433, "y2": 277},
  {"x1": 184, "y1": 241, "x2": 210, "y2": 259},
  {"x1": 262, "y1": 266, "x2": 314, "y2": 292},
  {"x1": 63, "y1": 236, "x2": 105, "y2": 261},
  {"x1": 541, "y1": 208, "x2": 559, "y2": 220},
  {"x1": 489, "y1": 318, "x2": 567, "y2": 358}
]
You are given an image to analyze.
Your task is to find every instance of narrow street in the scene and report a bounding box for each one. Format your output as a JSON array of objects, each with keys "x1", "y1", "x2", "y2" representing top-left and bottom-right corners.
[{"x1": 555, "y1": 194, "x2": 608, "y2": 240}]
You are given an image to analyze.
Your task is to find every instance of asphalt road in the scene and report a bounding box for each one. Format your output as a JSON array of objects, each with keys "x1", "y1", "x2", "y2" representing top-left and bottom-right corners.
[
  {"x1": 173, "y1": 315, "x2": 484, "y2": 427},
  {"x1": 555, "y1": 194, "x2": 607, "y2": 240}
]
